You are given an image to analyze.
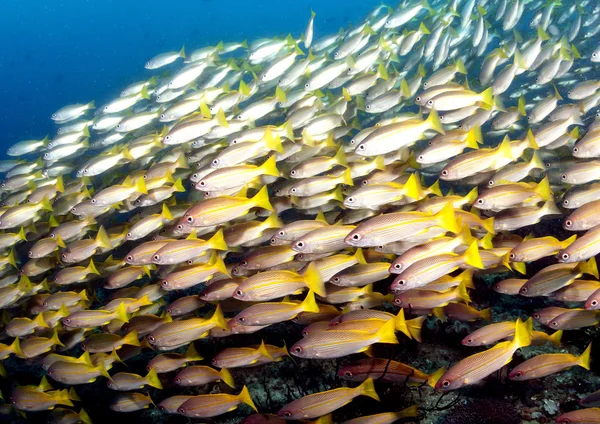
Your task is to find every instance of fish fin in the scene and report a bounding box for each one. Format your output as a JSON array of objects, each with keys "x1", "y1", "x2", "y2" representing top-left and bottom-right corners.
[
  {"x1": 34, "y1": 313, "x2": 49, "y2": 328},
  {"x1": 374, "y1": 319, "x2": 399, "y2": 345},
  {"x1": 512, "y1": 262, "x2": 527, "y2": 275},
  {"x1": 172, "y1": 178, "x2": 185, "y2": 193},
  {"x1": 78, "y1": 350, "x2": 94, "y2": 367},
  {"x1": 513, "y1": 317, "x2": 532, "y2": 349},
  {"x1": 55, "y1": 234, "x2": 66, "y2": 248},
  {"x1": 299, "y1": 290, "x2": 320, "y2": 313},
  {"x1": 534, "y1": 176, "x2": 552, "y2": 201},
  {"x1": 114, "y1": 302, "x2": 129, "y2": 324},
  {"x1": 580, "y1": 256, "x2": 599, "y2": 279},
  {"x1": 480, "y1": 308, "x2": 492, "y2": 322},
  {"x1": 238, "y1": 385, "x2": 258, "y2": 411},
  {"x1": 455, "y1": 279, "x2": 471, "y2": 304},
  {"x1": 434, "y1": 202, "x2": 460, "y2": 234},
  {"x1": 341, "y1": 168, "x2": 354, "y2": 186},
  {"x1": 214, "y1": 108, "x2": 229, "y2": 128},
  {"x1": 427, "y1": 367, "x2": 446, "y2": 388},
  {"x1": 206, "y1": 229, "x2": 228, "y2": 251},
  {"x1": 407, "y1": 315, "x2": 426, "y2": 342},
  {"x1": 79, "y1": 408, "x2": 92, "y2": 424},
  {"x1": 122, "y1": 330, "x2": 141, "y2": 347},
  {"x1": 549, "y1": 330, "x2": 563, "y2": 347},
  {"x1": 95, "y1": 226, "x2": 112, "y2": 249},
  {"x1": 145, "y1": 367, "x2": 163, "y2": 389},
  {"x1": 217, "y1": 367, "x2": 236, "y2": 388},
  {"x1": 302, "y1": 263, "x2": 326, "y2": 297},
  {"x1": 56, "y1": 389, "x2": 74, "y2": 407},
  {"x1": 562, "y1": 235, "x2": 577, "y2": 248},
  {"x1": 427, "y1": 109, "x2": 445, "y2": 135},
  {"x1": 39, "y1": 196, "x2": 53, "y2": 212},
  {"x1": 86, "y1": 259, "x2": 100, "y2": 276},
  {"x1": 68, "y1": 387, "x2": 80, "y2": 402},
  {"x1": 265, "y1": 132, "x2": 284, "y2": 154},
  {"x1": 314, "y1": 414, "x2": 333, "y2": 424},
  {"x1": 433, "y1": 306, "x2": 447, "y2": 321},
  {"x1": 577, "y1": 343, "x2": 592, "y2": 370},
  {"x1": 251, "y1": 186, "x2": 274, "y2": 212},
  {"x1": 209, "y1": 304, "x2": 228, "y2": 330},
  {"x1": 11, "y1": 336, "x2": 23, "y2": 357},
  {"x1": 482, "y1": 217, "x2": 496, "y2": 235},
  {"x1": 403, "y1": 173, "x2": 421, "y2": 200},
  {"x1": 354, "y1": 248, "x2": 367, "y2": 265},
  {"x1": 184, "y1": 342, "x2": 203, "y2": 361},
  {"x1": 51, "y1": 328, "x2": 64, "y2": 347},
  {"x1": 465, "y1": 128, "x2": 480, "y2": 150},
  {"x1": 357, "y1": 377, "x2": 380, "y2": 401},
  {"x1": 480, "y1": 87, "x2": 494, "y2": 107},
  {"x1": 260, "y1": 155, "x2": 280, "y2": 178},
  {"x1": 394, "y1": 308, "x2": 411, "y2": 339}
]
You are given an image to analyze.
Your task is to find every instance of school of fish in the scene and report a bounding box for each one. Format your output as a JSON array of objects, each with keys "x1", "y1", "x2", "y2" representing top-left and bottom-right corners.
[{"x1": 1, "y1": 0, "x2": 600, "y2": 422}]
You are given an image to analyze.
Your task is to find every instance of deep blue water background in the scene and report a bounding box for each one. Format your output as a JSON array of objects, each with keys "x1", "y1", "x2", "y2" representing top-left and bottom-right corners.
[{"x1": 0, "y1": 0, "x2": 375, "y2": 159}]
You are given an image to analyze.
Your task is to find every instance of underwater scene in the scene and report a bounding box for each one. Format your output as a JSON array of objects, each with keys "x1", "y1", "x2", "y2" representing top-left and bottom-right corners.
[{"x1": 2, "y1": 0, "x2": 600, "y2": 423}]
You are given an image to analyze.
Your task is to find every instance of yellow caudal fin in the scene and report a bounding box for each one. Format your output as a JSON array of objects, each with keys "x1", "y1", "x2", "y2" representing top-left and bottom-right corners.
[
  {"x1": 561, "y1": 235, "x2": 577, "y2": 249},
  {"x1": 374, "y1": 319, "x2": 399, "y2": 345},
  {"x1": 55, "y1": 389, "x2": 74, "y2": 407},
  {"x1": 160, "y1": 203, "x2": 174, "y2": 221},
  {"x1": 340, "y1": 168, "x2": 354, "y2": 186},
  {"x1": 265, "y1": 132, "x2": 284, "y2": 154},
  {"x1": 214, "y1": 108, "x2": 229, "y2": 128},
  {"x1": 403, "y1": 173, "x2": 421, "y2": 200},
  {"x1": 465, "y1": 127, "x2": 480, "y2": 150},
  {"x1": 96, "y1": 361, "x2": 113, "y2": 382},
  {"x1": 427, "y1": 109, "x2": 445, "y2": 135},
  {"x1": 34, "y1": 313, "x2": 49, "y2": 328},
  {"x1": 238, "y1": 386, "x2": 258, "y2": 411},
  {"x1": 51, "y1": 329, "x2": 64, "y2": 347},
  {"x1": 534, "y1": 176, "x2": 552, "y2": 201},
  {"x1": 55, "y1": 176, "x2": 65, "y2": 193},
  {"x1": 549, "y1": 330, "x2": 563, "y2": 347},
  {"x1": 373, "y1": 155, "x2": 386, "y2": 171},
  {"x1": 357, "y1": 377, "x2": 380, "y2": 401},
  {"x1": 512, "y1": 317, "x2": 532, "y2": 349},
  {"x1": 213, "y1": 253, "x2": 231, "y2": 278},
  {"x1": 78, "y1": 350, "x2": 94, "y2": 367},
  {"x1": 480, "y1": 87, "x2": 494, "y2": 107},
  {"x1": 454, "y1": 280, "x2": 471, "y2": 304},
  {"x1": 39, "y1": 196, "x2": 53, "y2": 212},
  {"x1": 299, "y1": 290, "x2": 320, "y2": 313},
  {"x1": 332, "y1": 147, "x2": 348, "y2": 168},
  {"x1": 580, "y1": 256, "x2": 599, "y2": 279},
  {"x1": 314, "y1": 414, "x2": 333, "y2": 424},
  {"x1": 354, "y1": 248, "x2": 367, "y2": 265},
  {"x1": 172, "y1": 178, "x2": 185, "y2": 193},
  {"x1": 251, "y1": 186, "x2": 274, "y2": 212},
  {"x1": 114, "y1": 302, "x2": 129, "y2": 323},
  {"x1": 480, "y1": 308, "x2": 492, "y2": 322},
  {"x1": 455, "y1": 58, "x2": 467, "y2": 74},
  {"x1": 145, "y1": 367, "x2": 163, "y2": 389},
  {"x1": 407, "y1": 315, "x2": 426, "y2": 342},
  {"x1": 257, "y1": 340, "x2": 273, "y2": 360},
  {"x1": 220, "y1": 368, "x2": 236, "y2": 388},
  {"x1": 393, "y1": 308, "x2": 411, "y2": 339},
  {"x1": 79, "y1": 408, "x2": 92, "y2": 424},
  {"x1": 55, "y1": 234, "x2": 66, "y2": 248},
  {"x1": 530, "y1": 151, "x2": 545, "y2": 171},
  {"x1": 260, "y1": 156, "x2": 280, "y2": 178},
  {"x1": 434, "y1": 202, "x2": 460, "y2": 234},
  {"x1": 134, "y1": 176, "x2": 148, "y2": 194},
  {"x1": 206, "y1": 229, "x2": 228, "y2": 251},
  {"x1": 122, "y1": 330, "x2": 141, "y2": 347},
  {"x1": 11, "y1": 336, "x2": 23, "y2": 357},
  {"x1": 427, "y1": 367, "x2": 446, "y2": 388},
  {"x1": 209, "y1": 304, "x2": 228, "y2": 330},
  {"x1": 302, "y1": 263, "x2": 326, "y2": 297},
  {"x1": 577, "y1": 343, "x2": 592, "y2": 370},
  {"x1": 184, "y1": 342, "x2": 204, "y2": 361},
  {"x1": 86, "y1": 259, "x2": 100, "y2": 276},
  {"x1": 462, "y1": 241, "x2": 484, "y2": 269},
  {"x1": 95, "y1": 226, "x2": 112, "y2": 249}
]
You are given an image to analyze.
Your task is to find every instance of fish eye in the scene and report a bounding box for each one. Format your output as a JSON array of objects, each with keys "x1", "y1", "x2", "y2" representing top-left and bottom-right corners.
[
  {"x1": 28, "y1": 251, "x2": 33, "y2": 258},
  {"x1": 186, "y1": 216, "x2": 194, "y2": 223},
  {"x1": 563, "y1": 199, "x2": 569, "y2": 206},
  {"x1": 304, "y1": 83, "x2": 310, "y2": 89},
  {"x1": 61, "y1": 254, "x2": 67, "y2": 260},
  {"x1": 174, "y1": 377, "x2": 181, "y2": 384},
  {"x1": 177, "y1": 224, "x2": 184, "y2": 231},
  {"x1": 393, "y1": 264, "x2": 402, "y2": 270},
  {"x1": 347, "y1": 197, "x2": 354, "y2": 203},
  {"x1": 520, "y1": 287, "x2": 528, "y2": 293},
  {"x1": 241, "y1": 260, "x2": 248, "y2": 266},
  {"x1": 441, "y1": 170, "x2": 449, "y2": 176},
  {"x1": 293, "y1": 346, "x2": 302, "y2": 353},
  {"x1": 334, "y1": 52, "x2": 339, "y2": 57},
  {"x1": 394, "y1": 298, "x2": 402, "y2": 305},
  {"x1": 43, "y1": 301, "x2": 48, "y2": 307},
  {"x1": 594, "y1": 53, "x2": 598, "y2": 58},
  {"x1": 509, "y1": 253, "x2": 516, "y2": 260},
  {"x1": 362, "y1": 180, "x2": 368, "y2": 186},
  {"x1": 488, "y1": 180, "x2": 495, "y2": 187},
  {"x1": 283, "y1": 412, "x2": 292, "y2": 418},
  {"x1": 397, "y1": 279, "x2": 405, "y2": 285},
  {"x1": 533, "y1": 313, "x2": 540, "y2": 319},
  {"x1": 351, "y1": 234, "x2": 361, "y2": 240},
  {"x1": 148, "y1": 336, "x2": 155, "y2": 343},
  {"x1": 91, "y1": 199, "x2": 96, "y2": 204},
  {"x1": 238, "y1": 317, "x2": 245, "y2": 322},
  {"x1": 551, "y1": 321, "x2": 558, "y2": 327},
  {"x1": 212, "y1": 159, "x2": 219, "y2": 166},
  {"x1": 165, "y1": 135, "x2": 172, "y2": 142},
  {"x1": 476, "y1": 199, "x2": 484, "y2": 205},
  {"x1": 357, "y1": 144, "x2": 366, "y2": 151},
  {"x1": 290, "y1": 170, "x2": 297, "y2": 176},
  {"x1": 63, "y1": 318, "x2": 70, "y2": 324},
  {"x1": 442, "y1": 380, "x2": 450, "y2": 387},
  {"x1": 565, "y1": 220, "x2": 573, "y2": 228},
  {"x1": 278, "y1": 231, "x2": 285, "y2": 237},
  {"x1": 126, "y1": 255, "x2": 133, "y2": 262},
  {"x1": 366, "y1": 105, "x2": 371, "y2": 110},
  {"x1": 426, "y1": 100, "x2": 434, "y2": 106},
  {"x1": 199, "y1": 181, "x2": 205, "y2": 186},
  {"x1": 178, "y1": 408, "x2": 185, "y2": 414},
  {"x1": 592, "y1": 300, "x2": 598, "y2": 306},
  {"x1": 161, "y1": 280, "x2": 169, "y2": 287},
  {"x1": 152, "y1": 255, "x2": 160, "y2": 261},
  {"x1": 236, "y1": 289, "x2": 244, "y2": 297},
  {"x1": 160, "y1": 114, "x2": 165, "y2": 119},
  {"x1": 466, "y1": 338, "x2": 473, "y2": 344},
  {"x1": 415, "y1": 96, "x2": 422, "y2": 102},
  {"x1": 290, "y1": 188, "x2": 298, "y2": 194},
  {"x1": 302, "y1": 330, "x2": 309, "y2": 336},
  {"x1": 561, "y1": 253, "x2": 569, "y2": 260},
  {"x1": 295, "y1": 241, "x2": 304, "y2": 249}
]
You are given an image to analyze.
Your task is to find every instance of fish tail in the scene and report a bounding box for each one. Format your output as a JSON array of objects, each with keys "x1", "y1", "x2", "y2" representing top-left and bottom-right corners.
[
  {"x1": 122, "y1": 330, "x2": 141, "y2": 347},
  {"x1": 213, "y1": 253, "x2": 230, "y2": 278},
  {"x1": 68, "y1": 387, "x2": 81, "y2": 401},
  {"x1": 96, "y1": 361, "x2": 113, "y2": 382},
  {"x1": 56, "y1": 389, "x2": 74, "y2": 407},
  {"x1": 434, "y1": 202, "x2": 460, "y2": 234},
  {"x1": 427, "y1": 179, "x2": 442, "y2": 196},
  {"x1": 209, "y1": 304, "x2": 228, "y2": 330},
  {"x1": 482, "y1": 217, "x2": 496, "y2": 235},
  {"x1": 341, "y1": 168, "x2": 354, "y2": 186},
  {"x1": 426, "y1": 109, "x2": 445, "y2": 135},
  {"x1": 10, "y1": 337, "x2": 23, "y2": 357},
  {"x1": 549, "y1": 330, "x2": 563, "y2": 347},
  {"x1": 465, "y1": 127, "x2": 480, "y2": 150},
  {"x1": 580, "y1": 257, "x2": 599, "y2": 279},
  {"x1": 39, "y1": 196, "x2": 54, "y2": 212},
  {"x1": 51, "y1": 329, "x2": 64, "y2": 347},
  {"x1": 562, "y1": 235, "x2": 577, "y2": 249},
  {"x1": 353, "y1": 248, "x2": 367, "y2": 265},
  {"x1": 333, "y1": 147, "x2": 348, "y2": 168},
  {"x1": 184, "y1": 342, "x2": 204, "y2": 361},
  {"x1": 455, "y1": 58, "x2": 467, "y2": 74},
  {"x1": 78, "y1": 350, "x2": 93, "y2": 367},
  {"x1": 238, "y1": 386, "x2": 257, "y2": 411},
  {"x1": 114, "y1": 302, "x2": 129, "y2": 323},
  {"x1": 427, "y1": 367, "x2": 446, "y2": 388},
  {"x1": 299, "y1": 290, "x2": 320, "y2": 313},
  {"x1": 260, "y1": 155, "x2": 280, "y2": 178},
  {"x1": 394, "y1": 308, "x2": 411, "y2": 339},
  {"x1": 214, "y1": 108, "x2": 229, "y2": 128},
  {"x1": 513, "y1": 318, "x2": 532, "y2": 349},
  {"x1": 79, "y1": 408, "x2": 92, "y2": 424},
  {"x1": 480, "y1": 87, "x2": 494, "y2": 107},
  {"x1": 95, "y1": 226, "x2": 112, "y2": 249},
  {"x1": 357, "y1": 377, "x2": 380, "y2": 401},
  {"x1": 455, "y1": 280, "x2": 471, "y2": 304},
  {"x1": 257, "y1": 340, "x2": 273, "y2": 360},
  {"x1": 407, "y1": 315, "x2": 426, "y2": 343},
  {"x1": 397, "y1": 405, "x2": 420, "y2": 419},
  {"x1": 251, "y1": 186, "x2": 274, "y2": 212},
  {"x1": 86, "y1": 259, "x2": 101, "y2": 276},
  {"x1": 403, "y1": 173, "x2": 422, "y2": 200},
  {"x1": 220, "y1": 368, "x2": 236, "y2": 388},
  {"x1": 265, "y1": 132, "x2": 284, "y2": 154},
  {"x1": 374, "y1": 319, "x2": 399, "y2": 345},
  {"x1": 302, "y1": 263, "x2": 326, "y2": 297},
  {"x1": 34, "y1": 313, "x2": 49, "y2": 328},
  {"x1": 463, "y1": 241, "x2": 484, "y2": 269},
  {"x1": 480, "y1": 308, "x2": 493, "y2": 322},
  {"x1": 207, "y1": 229, "x2": 228, "y2": 251},
  {"x1": 577, "y1": 343, "x2": 592, "y2": 370},
  {"x1": 172, "y1": 178, "x2": 186, "y2": 193},
  {"x1": 534, "y1": 176, "x2": 552, "y2": 201},
  {"x1": 145, "y1": 367, "x2": 163, "y2": 389}
]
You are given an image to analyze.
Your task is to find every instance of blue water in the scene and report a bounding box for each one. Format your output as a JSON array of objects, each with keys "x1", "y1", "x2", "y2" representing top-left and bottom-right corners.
[{"x1": 0, "y1": 0, "x2": 376, "y2": 158}]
